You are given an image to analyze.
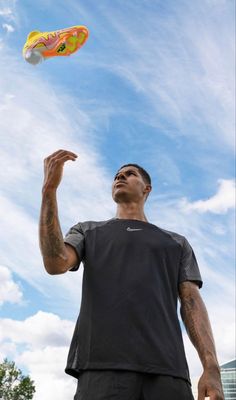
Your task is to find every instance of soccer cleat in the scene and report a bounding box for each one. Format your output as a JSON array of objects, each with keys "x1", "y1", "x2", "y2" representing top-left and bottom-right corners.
[{"x1": 23, "y1": 25, "x2": 89, "y2": 65}]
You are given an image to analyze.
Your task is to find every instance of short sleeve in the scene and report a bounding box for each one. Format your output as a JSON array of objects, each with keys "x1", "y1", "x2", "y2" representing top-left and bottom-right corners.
[
  {"x1": 64, "y1": 223, "x2": 85, "y2": 271},
  {"x1": 178, "y1": 238, "x2": 203, "y2": 288}
]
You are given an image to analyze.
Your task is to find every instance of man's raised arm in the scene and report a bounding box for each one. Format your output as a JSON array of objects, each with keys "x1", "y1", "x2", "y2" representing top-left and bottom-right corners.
[{"x1": 39, "y1": 149, "x2": 79, "y2": 275}]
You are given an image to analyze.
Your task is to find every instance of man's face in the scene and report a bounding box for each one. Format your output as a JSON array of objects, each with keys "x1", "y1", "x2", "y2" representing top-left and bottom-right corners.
[{"x1": 112, "y1": 166, "x2": 151, "y2": 203}]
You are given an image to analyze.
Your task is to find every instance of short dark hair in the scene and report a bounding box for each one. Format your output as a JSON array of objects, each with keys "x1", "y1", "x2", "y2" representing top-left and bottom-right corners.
[{"x1": 118, "y1": 163, "x2": 151, "y2": 185}]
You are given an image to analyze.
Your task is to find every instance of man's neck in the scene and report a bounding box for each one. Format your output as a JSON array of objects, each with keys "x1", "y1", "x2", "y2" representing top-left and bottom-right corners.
[{"x1": 115, "y1": 202, "x2": 148, "y2": 222}]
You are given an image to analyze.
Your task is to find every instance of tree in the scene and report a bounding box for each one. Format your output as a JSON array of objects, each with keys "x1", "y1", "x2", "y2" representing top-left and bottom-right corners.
[{"x1": 0, "y1": 359, "x2": 35, "y2": 400}]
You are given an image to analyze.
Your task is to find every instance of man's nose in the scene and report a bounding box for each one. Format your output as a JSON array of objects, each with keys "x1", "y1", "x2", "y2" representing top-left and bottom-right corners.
[{"x1": 117, "y1": 173, "x2": 126, "y2": 180}]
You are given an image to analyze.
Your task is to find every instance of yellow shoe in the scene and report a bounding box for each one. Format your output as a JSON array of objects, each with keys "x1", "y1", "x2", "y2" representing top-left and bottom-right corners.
[{"x1": 23, "y1": 25, "x2": 89, "y2": 65}]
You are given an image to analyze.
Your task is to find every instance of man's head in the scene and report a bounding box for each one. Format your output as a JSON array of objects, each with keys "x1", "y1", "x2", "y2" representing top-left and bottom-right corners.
[{"x1": 112, "y1": 163, "x2": 152, "y2": 204}]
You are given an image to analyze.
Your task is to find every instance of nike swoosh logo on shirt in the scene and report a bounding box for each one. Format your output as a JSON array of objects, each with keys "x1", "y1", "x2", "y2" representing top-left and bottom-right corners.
[{"x1": 127, "y1": 227, "x2": 143, "y2": 231}]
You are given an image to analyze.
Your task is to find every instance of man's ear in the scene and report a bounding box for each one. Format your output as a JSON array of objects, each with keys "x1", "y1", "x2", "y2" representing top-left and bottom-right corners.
[{"x1": 144, "y1": 184, "x2": 152, "y2": 196}]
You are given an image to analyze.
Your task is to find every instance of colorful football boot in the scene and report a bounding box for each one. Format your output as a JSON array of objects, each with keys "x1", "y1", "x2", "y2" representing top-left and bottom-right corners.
[{"x1": 23, "y1": 25, "x2": 89, "y2": 65}]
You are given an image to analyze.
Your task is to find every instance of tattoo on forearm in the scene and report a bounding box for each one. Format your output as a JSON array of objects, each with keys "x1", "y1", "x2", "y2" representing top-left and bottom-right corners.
[
  {"x1": 180, "y1": 287, "x2": 216, "y2": 366},
  {"x1": 181, "y1": 295, "x2": 202, "y2": 345},
  {"x1": 41, "y1": 231, "x2": 66, "y2": 258},
  {"x1": 39, "y1": 194, "x2": 67, "y2": 261},
  {"x1": 45, "y1": 207, "x2": 55, "y2": 227}
]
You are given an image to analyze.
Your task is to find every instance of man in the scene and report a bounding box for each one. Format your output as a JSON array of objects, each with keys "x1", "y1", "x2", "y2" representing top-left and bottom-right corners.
[{"x1": 39, "y1": 149, "x2": 224, "y2": 400}]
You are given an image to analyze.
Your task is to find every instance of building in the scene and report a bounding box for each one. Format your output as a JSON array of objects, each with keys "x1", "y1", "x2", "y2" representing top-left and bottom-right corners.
[{"x1": 221, "y1": 359, "x2": 236, "y2": 400}]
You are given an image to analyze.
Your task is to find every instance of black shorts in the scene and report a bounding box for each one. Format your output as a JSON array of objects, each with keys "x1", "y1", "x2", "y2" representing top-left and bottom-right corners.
[{"x1": 74, "y1": 370, "x2": 194, "y2": 400}]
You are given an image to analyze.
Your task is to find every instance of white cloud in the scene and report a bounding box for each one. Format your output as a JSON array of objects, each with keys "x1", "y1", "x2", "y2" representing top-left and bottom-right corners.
[
  {"x1": 0, "y1": 8, "x2": 12, "y2": 17},
  {"x1": 0, "y1": 0, "x2": 18, "y2": 21},
  {"x1": 0, "y1": 311, "x2": 77, "y2": 400},
  {"x1": 0, "y1": 194, "x2": 47, "y2": 286},
  {"x1": 0, "y1": 341, "x2": 17, "y2": 361},
  {"x1": 2, "y1": 22, "x2": 14, "y2": 32},
  {"x1": 0, "y1": 311, "x2": 74, "y2": 347},
  {"x1": 0, "y1": 0, "x2": 17, "y2": 23},
  {"x1": 0, "y1": 265, "x2": 22, "y2": 306},
  {"x1": 181, "y1": 179, "x2": 235, "y2": 214},
  {"x1": 18, "y1": 347, "x2": 77, "y2": 400}
]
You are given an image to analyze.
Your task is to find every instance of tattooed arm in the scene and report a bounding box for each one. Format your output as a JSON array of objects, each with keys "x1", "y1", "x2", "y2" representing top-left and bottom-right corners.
[
  {"x1": 179, "y1": 282, "x2": 224, "y2": 400},
  {"x1": 39, "y1": 150, "x2": 79, "y2": 275}
]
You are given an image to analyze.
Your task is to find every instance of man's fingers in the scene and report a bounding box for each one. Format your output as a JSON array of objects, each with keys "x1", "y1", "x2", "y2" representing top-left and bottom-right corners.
[
  {"x1": 51, "y1": 154, "x2": 78, "y2": 165},
  {"x1": 44, "y1": 150, "x2": 78, "y2": 165},
  {"x1": 48, "y1": 149, "x2": 78, "y2": 158}
]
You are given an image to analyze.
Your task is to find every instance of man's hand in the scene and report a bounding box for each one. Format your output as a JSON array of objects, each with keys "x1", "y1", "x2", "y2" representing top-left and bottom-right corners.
[
  {"x1": 43, "y1": 149, "x2": 78, "y2": 192},
  {"x1": 198, "y1": 367, "x2": 224, "y2": 400}
]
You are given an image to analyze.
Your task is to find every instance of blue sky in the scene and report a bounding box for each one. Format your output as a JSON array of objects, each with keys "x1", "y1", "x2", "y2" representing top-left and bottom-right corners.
[{"x1": 0, "y1": 0, "x2": 235, "y2": 398}]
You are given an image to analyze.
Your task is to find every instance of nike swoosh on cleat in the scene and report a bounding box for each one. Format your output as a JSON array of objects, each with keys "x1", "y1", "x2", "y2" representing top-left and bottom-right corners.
[{"x1": 126, "y1": 227, "x2": 143, "y2": 231}]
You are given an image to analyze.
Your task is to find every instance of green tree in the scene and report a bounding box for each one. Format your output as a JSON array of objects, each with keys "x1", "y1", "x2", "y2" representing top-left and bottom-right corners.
[{"x1": 0, "y1": 359, "x2": 35, "y2": 400}]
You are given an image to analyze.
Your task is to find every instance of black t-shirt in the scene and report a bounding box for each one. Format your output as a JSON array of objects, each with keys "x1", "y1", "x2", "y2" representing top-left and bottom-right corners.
[{"x1": 64, "y1": 218, "x2": 202, "y2": 382}]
